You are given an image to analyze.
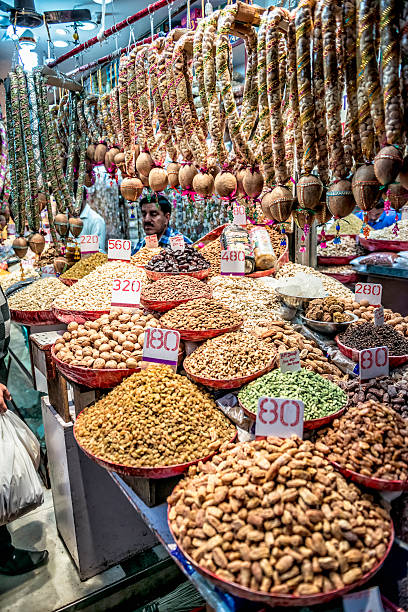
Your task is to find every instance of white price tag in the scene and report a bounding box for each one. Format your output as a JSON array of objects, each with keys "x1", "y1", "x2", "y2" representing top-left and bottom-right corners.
[
  {"x1": 220, "y1": 249, "x2": 245, "y2": 276},
  {"x1": 169, "y1": 235, "x2": 185, "y2": 252},
  {"x1": 355, "y1": 282, "x2": 382, "y2": 306},
  {"x1": 232, "y1": 204, "x2": 247, "y2": 226},
  {"x1": 80, "y1": 234, "x2": 99, "y2": 255},
  {"x1": 279, "y1": 350, "x2": 301, "y2": 373},
  {"x1": 343, "y1": 586, "x2": 384, "y2": 612},
  {"x1": 145, "y1": 234, "x2": 159, "y2": 249},
  {"x1": 111, "y1": 279, "x2": 141, "y2": 308},
  {"x1": 374, "y1": 305, "x2": 384, "y2": 326},
  {"x1": 142, "y1": 327, "x2": 181, "y2": 367},
  {"x1": 256, "y1": 396, "x2": 304, "y2": 439},
  {"x1": 359, "y1": 346, "x2": 389, "y2": 380},
  {"x1": 401, "y1": 206, "x2": 408, "y2": 221},
  {"x1": 108, "y1": 238, "x2": 132, "y2": 261}
]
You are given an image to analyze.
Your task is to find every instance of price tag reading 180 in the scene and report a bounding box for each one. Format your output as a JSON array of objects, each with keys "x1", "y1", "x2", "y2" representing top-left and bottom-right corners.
[
  {"x1": 220, "y1": 249, "x2": 245, "y2": 276},
  {"x1": 256, "y1": 396, "x2": 304, "y2": 439},
  {"x1": 108, "y1": 239, "x2": 132, "y2": 261},
  {"x1": 355, "y1": 282, "x2": 382, "y2": 306},
  {"x1": 232, "y1": 204, "x2": 247, "y2": 226},
  {"x1": 80, "y1": 234, "x2": 99, "y2": 255},
  {"x1": 142, "y1": 327, "x2": 181, "y2": 367},
  {"x1": 111, "y1": 279, "x2": 141, "y2": 308},
  {"x1": 359, "y1": 346, "x2": 389, "y2": 380}
]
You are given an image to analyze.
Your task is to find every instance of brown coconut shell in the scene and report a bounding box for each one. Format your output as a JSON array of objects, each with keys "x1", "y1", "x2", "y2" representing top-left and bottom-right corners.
[
  {"x1": 327, "y1": 180, "x2": 355, "y2": 218},
  {"x1": 86, "y1": 144, "x2": 96, "y2": 161},
  {"x1": 398, "y1": 157, "x2": 408, "y2": 191},
  {"x1": 387, "y1": 183, "x2": 408, "y2": 212},
  {"x1": 12, "y1": 237, "x2": 28, "y2": 259},
  {"x1": 167, "y1": 162, "x2": 180, "y2": 188},
  {"x1": 54, "y1": 256, "x2": 68, "y2": 275},
  {"x1": 114, "y1": 152, "x2": 126, "y2": 174},
  {"x1": 214, "y1": 172, "x2": 237, "y2": 198},
  {"x1": 179, "y1": 164, "x2": 197, "y2": 190},
  {"x1": 37, "y1": 192, "x2": 47, "y2": 212},
  {"x1": 292, "y1": 209, "x2": 313, "y2": 230},
  {"x1": 242, "y1": 168, "x2": 264, "y2": 199},
  {"x1": 373, "y1": 145, "x2": 403, "y2": 185},
  {"x1": 351, "y1": 165, "x2": 381, "y2": 212},
  {"x1": 84, "y1": 172, "x2": 95, "y2": 188},
  {"x1": 120, "y1": 177, "x2": 143, "y2": 201},
  {"x1": 193, "y1": 173, "x2": 214, "y2": 197},
  {"x1": 28, "y1": 232, "x2": 46, "y2": 255},
  {"x1": 54, "y1": 213, "x2": 69, "y2": 237},
  {"x1": 136, "y1": 152, "x2": 154, "y2": 177},
  {"x1": 236, "y1": 168, "x2": 246, "y2": 195},
  {"x1": 69, "y1": 217, "x2": 84, "y2": 238},
  {"x1": 94, "y1": 143, "x2": 107, "y2": 164},
  {"x1": 85, "y1": 159, "x2": 93, "y2": 173},
  {"x1": 149, "y1": 168, "x2": 168, "y2": 192},
  {"x1": 138, "y1": 173, "x2": 149, "y2": 187},
  {"x1": 297, "y1": 175, "x2": 323, "y2": 210},
  {"x1": 263, "y1": 186, "x2": 294, "y2": 222},
  {"x1": 107, "y1": 147, "x2": 120, "y2": 166},
  {"x1": 315, "y1": 204, "x2": 333, "y2": 225}
]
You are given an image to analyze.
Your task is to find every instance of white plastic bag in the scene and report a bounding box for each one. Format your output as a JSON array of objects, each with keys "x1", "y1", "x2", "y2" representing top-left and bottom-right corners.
[{"x1": 0, "y1": 411, "x2": 43, "y2": 525}]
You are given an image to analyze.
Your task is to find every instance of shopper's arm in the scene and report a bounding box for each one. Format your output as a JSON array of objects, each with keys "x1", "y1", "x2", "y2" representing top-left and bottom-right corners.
[{"x1": 0, "y1": 383, "x2": 11, "y2": 413}]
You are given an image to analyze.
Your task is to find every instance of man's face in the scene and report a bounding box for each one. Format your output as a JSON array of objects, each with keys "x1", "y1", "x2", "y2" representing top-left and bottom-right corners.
[{"x1": 141, "y1": 202, "x2": 170, "y2": 236}]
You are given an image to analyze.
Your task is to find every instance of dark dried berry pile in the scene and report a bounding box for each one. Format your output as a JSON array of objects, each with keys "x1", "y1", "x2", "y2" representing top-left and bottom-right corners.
[
  {"x1": 145, "y1": 244, "x2": 210, "y2": 273},
  {"x1": 339, "y1": 322, "x2": 408, "y2": 356}
]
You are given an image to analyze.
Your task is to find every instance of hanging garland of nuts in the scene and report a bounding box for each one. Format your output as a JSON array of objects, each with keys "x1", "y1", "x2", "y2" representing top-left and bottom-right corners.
[
  {"x1": 380, "y1": 0, "x2": 402, "y2": 146},
  {"x1": 312, "y1": 0, "x2": 329, "y2": 183},
  {"x1": 5, "y1": 82, "x2": 25, "y2": 235},
  {"x1": 256, "y1": 16, "x2": 274, "y2": 186},
  {"x1": 286, "y1": 13, "x2": 303, "y2": 176}
]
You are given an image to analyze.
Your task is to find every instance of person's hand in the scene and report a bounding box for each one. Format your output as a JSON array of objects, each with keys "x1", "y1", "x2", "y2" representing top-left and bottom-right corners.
[{"x1": 0, "y1": 383, "x2": 11, "y2": 413}]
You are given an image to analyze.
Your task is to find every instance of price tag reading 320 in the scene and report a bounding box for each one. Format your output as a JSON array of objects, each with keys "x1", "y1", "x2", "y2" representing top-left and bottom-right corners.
[
  {"x1": 256, "y1": 396, "x2": 304, "y2": 439},
  {"x1": 359, "y1": 346, "x2": 389, "y2": 380},
  {"x1": 111, "y1": 279, "x2": 141, "y2": 308},
  {"x1": 108, "y1": 238, "x2": 132, "y2": 261},
  {"x1": 232, "y1": 204, "x2": 247, "y2": 226},
  {"x1": 80, "y1": 234, "x2": 99, "y2": 255},
  {"x1": 220, "y1": 250, "x2": 245, "y2": 276},
  {"x1": 355, "y1": 282, "x2": 382, "y2": 306},
  {"x1": 143, "y1": 327, "x2": 181, "y2": 367}
]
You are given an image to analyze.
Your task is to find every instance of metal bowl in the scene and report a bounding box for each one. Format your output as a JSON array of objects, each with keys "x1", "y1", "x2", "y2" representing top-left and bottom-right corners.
[
  {"x1": 275, "y1": 288, "x2": 325, "y2": 310},
  {"x1": 300, "y1": 312, "x2": 359, "y2": 336}
]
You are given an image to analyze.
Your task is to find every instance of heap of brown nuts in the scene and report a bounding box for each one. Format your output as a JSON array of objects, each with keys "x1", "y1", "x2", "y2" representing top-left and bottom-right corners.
[
  {"x1": 141, "y1": 275, "x2": 211, "y2": 303},
  {"x1": 160, "y1": 298, "x2": 243, "y2": 331},
  {"x1": 54, "y1": 308, "x2": 161, "y2": 369},
  {"x1": 74, "y1": 365, "x2": 236, "y2": 467},
  {"x1": 305, "y1": 298, "x2": 353, "y2": 323},
  {"x1": 338, "y1": 376, "x2": 408, "y2": 419},
  {"x1": 316, "y1": 401, "x2": 408, "y2": 481},
  {"x1": 168, "y1": 436, "x2": 392, "y2": 596}
]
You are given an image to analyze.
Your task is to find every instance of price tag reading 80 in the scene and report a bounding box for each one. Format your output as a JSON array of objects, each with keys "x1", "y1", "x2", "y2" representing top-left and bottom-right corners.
[
  {"x1": 255, "y1": 396, "x2": 304, "y2": 439},
  {"x1": 232, "y1": 204, "x2": 247, "y2": 226},
  {"x1": 220, "y1": 249, "x2": 245, "y2": 276},
  {"x1": 359, "y1": 346, "x2": 389, "y2": 380},
  {"x1": 142, "y1": 327, "x2": 181, "y2": 367},
  {"x1": 355, "y1": 282, "x2": 382, "y2": 306},
  {"x1": 108, "y1": 239, "x2": 132, "y2": 261},
  {"x1": 111, "y1": 279, "x2": 142, "y2": 308}
]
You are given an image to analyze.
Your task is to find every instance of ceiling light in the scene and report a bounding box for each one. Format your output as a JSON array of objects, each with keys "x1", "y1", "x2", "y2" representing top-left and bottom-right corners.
[
  {"x1": 92, "y1": 0, "x2": 113, "y2": 5},
  {"x1": 55, "y1": 28, "x2": 67, "y2": 36},
  {"x1": 54, "y1": 39, "x2": 69, "y2": 48},
  {"x1": 77, "y1": 21, "x2": 97, "y2": 30},
  {"x1": 19, "y1": 29, "x2": 36, "y2": 50}
]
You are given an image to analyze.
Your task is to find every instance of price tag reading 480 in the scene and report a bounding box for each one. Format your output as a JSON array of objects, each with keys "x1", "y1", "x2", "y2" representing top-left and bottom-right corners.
[
  {"x1": 108, "y1": 239, "x2": 132, "y2": 261},
  {"x1": 142, "y1": 328, "x2": 181, "y2": 367},
  {"x1": 355, "y1": 282, "x2": 382, "y2": 306},
  {"x1": 220, "y1": 249, "x2": 245, "y2": 276},
  {"x1": 256, "y1": 396, "x2": 304, "y2": 439},
  {"x1": 111, "y1": 279, "x2": 141, "y2": 308},
  {"x1": 359, "y1": 346, "x2": 389, "y2": 380}
]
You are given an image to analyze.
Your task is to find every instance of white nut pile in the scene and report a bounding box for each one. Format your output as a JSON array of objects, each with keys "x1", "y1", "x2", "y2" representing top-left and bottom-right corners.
[
  {"x1": 0, "y1": 267, "x2": 39, "y2": 292},
  {"x1": 369, "y1": 219, "x2": 408, "y2": 241},
  {"x1": 8, "y1": 277, "x2": 66, "y2": 311},
  {"x1": 276, "y1": 263, "x2": 353, "y2": 301},
  {"x1": 52, "y1": 261, "x2": 147, "y2": 311}
]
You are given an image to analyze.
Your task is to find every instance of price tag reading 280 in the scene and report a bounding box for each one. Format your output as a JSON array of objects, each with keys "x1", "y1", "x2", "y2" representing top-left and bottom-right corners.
[
  {"x1": 355, "y1": 282, "x2": 382, "y2": 306},
  {"x1": 220, "y1": 249, "x2": 245, "y2": 276},
  {"x1": 142, "y1": 327, "x2": 181, "y2": 367},
  {"x1": 108, "y1": 238, "x2": 132, "y2": 261},
  {"x1": 111, "y1": 279, "x2": 141, "y2": 308},
  {"x1": 359, "y1": 346, "x2": 389, "y2": 380},
  {"x1": 256, "y1": 396, "x2": 304, "y2": 439}
]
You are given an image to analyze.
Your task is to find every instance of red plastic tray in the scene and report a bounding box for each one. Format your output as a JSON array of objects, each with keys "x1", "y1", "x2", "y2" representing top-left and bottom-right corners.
[
  {"x1": 359, "y1": 236, "x2": 408, "y2": 252},
  {"x1": 167, "y1": 512, "x2": 393, "y2": 607},
  {"x1": 60, "y1": 278, "x2": 78, "y2": 287},
  {"x1": 335, "y1": 335, "x2": 408, "y2": 367},
  {"x1": 161, "y1": 320, "x2": 243, "y2": 342},
  {"x1": 317, "y1": 254, "x2": 357, "y2": 265},
  {"x1": 145, "y1": 268, "x2": 210, "y2": 282},
  {"x1": 52, "y1": 306, "x2": 110, "y2": 325},
  {"x1": 322, "y1": 271, "x2": 358, "y2": 284},
  {"x1": 330, "y1": 460, "x2": 408, "y2": 492},
  {"x1": 184, "y1": 359, "x2": 276, "y2": 390},
  {"x1": 10, "y1": 308, "x2": 60, "y2": 326},
  {"x1": 140, "y1": 293, "x2": 211, "y2": 313}
]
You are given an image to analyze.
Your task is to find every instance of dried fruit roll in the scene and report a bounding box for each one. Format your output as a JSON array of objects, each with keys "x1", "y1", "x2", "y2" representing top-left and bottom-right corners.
[
  {"x1": 125, "y1": 52, "x2": 137, "y2": 160},
  {"x1": 400, "y1": 3, "x2": 408, "y2": 134},
  {"x1": 287, "y1": 13, "x2": 303, "y2": 175},
  {"x1": 257, "y1": 16, "x2": 275, "y2": 185},
  {"x1": 342, "y1": 0, "x2": 363, "y2": 164},
  {"x1": 239, "y1": 26, "x2": 259, "y2": 147},
  {"x1": 312, "y1": 0, "x2": 329, "y2": 183},
  {"x1": 155, "y1": 41, "x2": 179, "y2": 161},
  {"x1": 380, "y1": 0, "x2": 402, "y2": 145},
  {"x1": 100, "y1": 93, "x2": 115, "y2": 147},
  {"x1": 110, "y1": 86, "x2": 123, "y2": 149}
]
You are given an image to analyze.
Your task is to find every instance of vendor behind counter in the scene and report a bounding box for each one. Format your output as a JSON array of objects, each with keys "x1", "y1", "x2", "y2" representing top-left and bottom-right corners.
[{"x1": 355, "y1": 200, "x2": 401, "y2": 230}]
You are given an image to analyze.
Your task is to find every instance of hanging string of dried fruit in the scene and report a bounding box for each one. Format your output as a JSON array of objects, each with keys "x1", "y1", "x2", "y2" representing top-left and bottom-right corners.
[
  {"x1": 311, "y1": 0, "x2": 329, "y2": 185},
  {"x1": 26, "y1": 73, "x2": 45, "y2": 210},
  {"x1": 5, "y1": 79, "x2": 26, "y2": 242},
  {"x1": 401, "y1": 4, "x2": 408, "y2": 143},
  {"x1": 254, "y1": 16, "x2": 273, "y2": 193},
  {"x1": 118, "y1": 56, "x2": 132, "y2": 177},
  {"x1": 0, "y1": 109, "x2": 7, "y2": 200},
  {"x1": 287, "y1": 13, "x2": 303, "y2": 177},
  {"x1": 110, "y1": 86, "x2": 123, "y2": 152},
  {"x1": 279, "y1": 33, "x2": 294, "y2": 182}
]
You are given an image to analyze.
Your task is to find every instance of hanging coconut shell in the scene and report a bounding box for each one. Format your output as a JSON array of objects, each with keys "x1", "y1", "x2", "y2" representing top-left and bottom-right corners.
[
  {"x1": 297, "y1": 175, "x2": 323, "y2": 210},
  {"x1": 242, "y1": 168, "x2": 264, "y2": 198},
  {"x1": 84, "y1": 172, "x2": 95, "y2": 188},
  {"x1": 12, "y1": 237, "x2": 28, "y2": 259},
  {"x1": 136, "y1": 152, "x2": 154, "y2": 177},
  {"x1": 292, "y1": 208, "x2": 313, "y2": 230},
  {"x1": 69, "y1": 217, "x2": 84, "y2": 238},
  {"x1": 179, "y1": 163, "x2": 197, "y2": 190},
  {"x1": 86, "y1": 144, "x2": 96, "y2": 161},
  {"x1": 387, "y1": 183, "x2": 408, "y2": 211},
  {"x1": 54, "y1": 213, "x2": 69, "y2": 237},
  {"x1": 94, "y1": 143, "x2": 107, "y2": 165},
  {"x1": 214, "y1": 172, "x2": 237, "y2": 198},
  {"x1": 236, "y1": 168, "x2": 246, "y2": 195},
  {"x1": 262, "y1": 186, "x2": 294, "y2": 222},
  {"x1": 193, "y1": 172, "x2": 214, "y2": 197},
  {"x1": 327, "y1": 180, "x2": 355, "y2": 218},
  {"x1": 167, "y1": 162, "x2": 180, "y2": 188},
  {"x1": 37, "y1": 192, "x2": 47, "y2": 212},
  {"x1": 54, "y1": 256, "x2": 68, "y2": 275},
  {"x1": 351, "y1": 165, "x2": 381, "y2": 212},
  {"x1": 85, "y1": 159, "x2": 93, "y2": 173},
  {"x1": 28, "y1": 232, "x2": 46, "y2": 255},
  {"x1": 107, "y1": 147, "x2": 120, "y2": 167},
  {"x1": 398, "y1": 156, "x2": 408, "y2": 191},
  {"x1": 149, "y1": 168, "x2": 168, "y2": 192},
  {"x1": 373, "y1": 145, "x2": 403, "y2": 185},
  {"x1": 315, "y1": 203, "x2": 333, "y2": 225},
  {"x1": 138, "y1": 173, "x2": 149, "y2": 187},
  {"x1": 120, "y1": 177, "x2": 143, "y2": 201},
  {"x1": 114, "y1": 152, "x2": 126, "y2": 174}
]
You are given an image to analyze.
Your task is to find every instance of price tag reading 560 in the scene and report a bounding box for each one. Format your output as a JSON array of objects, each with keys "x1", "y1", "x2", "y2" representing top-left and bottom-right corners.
[
  {"x1": 143, "y1": 328, "x2": 181, "y2": 367},
  {"x1": 220, "y1": 249, "x2": 245, "y2": 276},
  {"x1": 111, "y1": 279, "x2": 141, "y2": 308},
  {"x1": 359, "y1": 346, "x2": 389, "y2": 380},
  {"x1": 256, "y1": 396, "x2": 304, "y2": 439},
  {"x1": 108, "y1": 239, "x2": 132, "y2": 261},
  {"x1": 355, "y1": 282, "x2": 382, "y2": 306}
]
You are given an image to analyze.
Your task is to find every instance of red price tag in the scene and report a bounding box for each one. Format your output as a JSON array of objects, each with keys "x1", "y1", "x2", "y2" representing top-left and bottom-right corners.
[
  {"x1": 343, "y1": 586, "x2": 384, "y2": 612},
  {"x1": 80, "y1": 234, "x2": 99, "y2": 255},
  {"x1": 111, "y1": 279, "x2": 141, "y2": 307},
  {"x1": 108, "y1": 239, "x2": 132, "y2": 261},
  {"x1": 145, "y1": 234, "x2": 159, "y2": 249},
  {"x1": 359, "y1": 346, "x2": 389, "y2": 380},
  {"x1": 279, "y1": 350, "x2": 301, "y2": 373},
  {"x1": 169, "y1": 235, "x2": 185, "y2": 252},
  {"x1": 355, "y1": 282, "x2": 382, "y2": 306},
  {"x1": 142, "y1": 327, "x2": 181, "y2": 367},
  {"x1": 256, "y1": 396, "x2": 304, "y2": 439},
  {"x1": 220, "y1": 249, "x2": 245, "y2": 276},
  {"x1": 232, "y1": 204, "x2": 247, "y2": 226},
  {"x1": 374, "y1": 305, "x2": 384, "y2": 326}
]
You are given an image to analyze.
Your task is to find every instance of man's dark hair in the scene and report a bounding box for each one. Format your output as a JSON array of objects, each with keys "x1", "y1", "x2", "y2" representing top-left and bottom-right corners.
[{"x1": 139, "y1": 194, "x2": 171, "y2": 216}]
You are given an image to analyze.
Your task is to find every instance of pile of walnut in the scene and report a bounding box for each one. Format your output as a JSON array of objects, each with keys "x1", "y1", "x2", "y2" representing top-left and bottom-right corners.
[
  {"x1": 54, "y1": 308, "x2": 161, "y2": 369},
  {"x1": 305, "y1": 298, "x2": 353, "y2": 323},
  {"x1": 168, "y1": 436, "x2": 392, "y2": 597}
]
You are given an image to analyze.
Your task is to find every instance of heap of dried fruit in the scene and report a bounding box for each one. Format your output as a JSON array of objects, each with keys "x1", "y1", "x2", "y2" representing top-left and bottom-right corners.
[
  {"x1": 146, "y1": 245, "x2": 210, "y2": 273},
  {"x1": 141, "y1": 275, "x2": 211, "y2": 302},
  {"x1": 160, "y1": 298, "x2": 242, "y2": 332},
  {"x1": 305, "y1": 298, "x2": 353, "y2": 323},
  {"x1": 339, "y1": 322, "x2": 408, "y2": 356},
  {"x1": 61, "y1": 252, "x2": 108, "y2": 279},
  {"x1": 338, "y1": 376, "x2": 408, "y2": 420},
  {"x1": 130, "y1": 246, "x2": 162, "y2": 266}
]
